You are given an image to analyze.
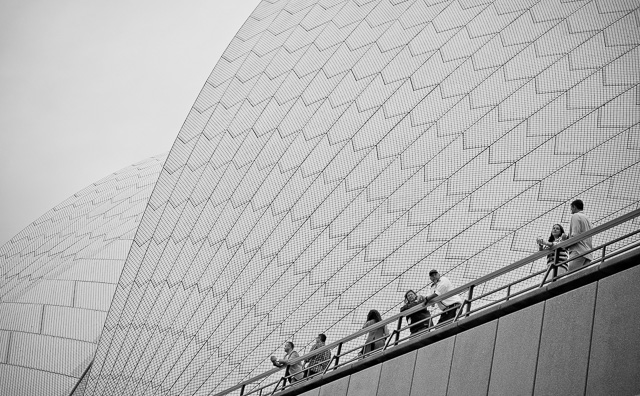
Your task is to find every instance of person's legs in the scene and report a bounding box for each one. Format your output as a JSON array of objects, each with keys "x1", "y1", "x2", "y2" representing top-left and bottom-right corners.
[
  {"x1": 544, "y1": 264, "x2": 554, "y2": 282},
  {"x1": 548, "y1": 263, "x2": 568, "y2": 280},
  {"x1": 568, "y1": 256, "x2": 589, "y2": 271},
  {"x1": 410, "y1": 324, "x2": 428, "y2": 335},
  {"x1": 438, "y1": 311, "x2": 452, "y2": 324},
  {"x1": 557, "y1": 264, "x2": 567, "y2": 277},
  {"x1": 438, "y1": 304, "x2": 460, "y2": 324},
  {"x1": 373, "y1": 339, "x2": 385, "y2": 352}
]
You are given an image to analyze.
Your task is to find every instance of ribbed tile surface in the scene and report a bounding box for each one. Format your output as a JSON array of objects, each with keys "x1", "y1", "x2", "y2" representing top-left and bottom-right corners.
[
  {"x1": 82, "y1": 0, "x2": 640, "y2": 395},
  {"x1": 0, "y1": 154, "x2": 166, "y2": 396}
]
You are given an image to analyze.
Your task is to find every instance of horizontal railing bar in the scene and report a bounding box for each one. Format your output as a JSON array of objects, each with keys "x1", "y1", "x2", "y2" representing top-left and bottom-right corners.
[
  {"x1": 244, "y1": 381, "x2": 279, "y2": 396},
  {"x1": 461, "y1": 211, "x2": 640, "y2": 305},
  {"x1": 597, "y1": 227, "x2": 640, "y2": 246},
  {"x1": 212, "y1": 208, "x2": 640, "y2": 396},
  {"x1": 467, "y1": 239, "x2": 640, "y2": 314},
  {"x1": 469, "y1": 269, "x2": 547, "y2": 303},
  {"x1": 460, "y1": 208, "x2": 640, "y2": 294},
  {"x1": 472, "y1": 268, "x2": 550, "y2": 302},
  {"x1": 590, "y1": 239, "x2": 640, "y2": 266}
]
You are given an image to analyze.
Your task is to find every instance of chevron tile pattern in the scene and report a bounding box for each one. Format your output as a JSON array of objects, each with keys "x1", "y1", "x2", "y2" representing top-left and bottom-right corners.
[
  {"x1": 9, "y1": 0, "x2": 640, "y2": 395},
  {"x1": 0, "y1": 155, "x2": 166, "y2": 396},
  {"x1": 87, "y1": 0, "x2": 640, "y2": 394}
]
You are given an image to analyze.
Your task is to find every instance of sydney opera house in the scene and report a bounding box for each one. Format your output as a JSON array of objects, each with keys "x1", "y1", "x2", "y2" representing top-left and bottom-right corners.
[{"x1": 2, "y1": 0, "x2": 640, "y2": 395}]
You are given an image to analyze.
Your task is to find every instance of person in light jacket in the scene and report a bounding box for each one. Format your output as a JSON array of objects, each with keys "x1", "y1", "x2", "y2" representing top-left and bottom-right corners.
[
  {"x1": 361, "y1": 309, "x2": 388, "y2": 355},
  {"x1": 271, "y1": 341, "x2": 303, "y2": 383}
]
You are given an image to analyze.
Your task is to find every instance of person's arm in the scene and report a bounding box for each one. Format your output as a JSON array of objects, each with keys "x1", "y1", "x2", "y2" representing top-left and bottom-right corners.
[
  {"x1": 424, "y1": 289, "x2": 438, "y2": 303},
  {"x1": 542, "y1": 238, "x2": 555, "y2": 248},
  {"x1": 278, "y1": 351, "x2": 299, "y2": 365},
  {"x1": 271, "y1": 356, "x2": 284, "y2": 367},
  {"x1": 362, "y1": 319, "x2": 374, "y2": 329},
  {"x1": 425, "y1": 280, "x2": 451, "y2": 304},
  {"x1": 302, "y1": 345, "x2": 314, "y2": 367},
  {"x1": 568, "y1": 215, "x2": 577, "y2": 238},
  {"x1": 400, "y1": 303, "x2": 412, "y2": 325}
]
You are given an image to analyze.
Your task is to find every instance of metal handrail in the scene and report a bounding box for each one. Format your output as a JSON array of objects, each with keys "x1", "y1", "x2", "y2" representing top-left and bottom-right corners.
[{"x1": 213, "y1": 208, "x2": 640, "y2": 396}]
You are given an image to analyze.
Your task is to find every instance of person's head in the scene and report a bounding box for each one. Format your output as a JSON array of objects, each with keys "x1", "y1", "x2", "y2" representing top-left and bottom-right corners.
[
  {"x1": 549, "y1": 224, "x2": 565, "y2": 242},
  {"x1": 284, "y1": 341, "x2": 294, "y2": 353},
  {"x1": 571, "y1": 199, "x2": 584, "y2": 214},
  {"x1": 366, "y1": 309, "x2": 382, "y2": 323},
  {"x1": 404, "y1": 290, "x2": 417, "y2": 304},
  {"x1": 429, "y1": 269, "x2": 440, "y2": 283},
  {"x1": 316, "y1": 334, "x2": 326, "y2": 343}
]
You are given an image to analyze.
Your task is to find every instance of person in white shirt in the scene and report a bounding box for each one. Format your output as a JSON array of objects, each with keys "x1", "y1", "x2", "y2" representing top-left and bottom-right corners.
[
  {"x1": 566, "y1": 199, "x2": 593, "y2": 271},
  {"x1": 424, "y1": 269, "x2": 463, "y2": 325}
]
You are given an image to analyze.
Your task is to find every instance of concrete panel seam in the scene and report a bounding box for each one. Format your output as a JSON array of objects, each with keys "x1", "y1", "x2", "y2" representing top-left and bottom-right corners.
[
  {"x1": 406, "y1": 348, "x2": 420, "y2": 396},
  {"x1": 444, "y1": 335, "x2": 458, "y2": 396},
  {"x1": 583, "y1": 280, "x2": 599, "y2": 396},
  {"x1": 1, "y1": 361, "x2": 80, "y2": 379},
  {"x1": 7, "y1": 328, "x2": 101, "y2": 344},
  {"x1": 374, "y1": 359, "x2": 384, "y2": 396},
  {"x1": 6, "y1": 301, "x2": 108, "y2": 313},
  {"x1": 529, "y1": 302, "x2": 546, "y2": 395},
  {"x1": 484, "y1": 321, "x2": 499, "y2": 396}
]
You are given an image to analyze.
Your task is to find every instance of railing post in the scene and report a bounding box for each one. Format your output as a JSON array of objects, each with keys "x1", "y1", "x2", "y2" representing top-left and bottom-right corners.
[
  {"x1": 282, "y1": 366, "x2": 290, "y2": 391},
  {"x1": 240, "y1": 384, "x2": 246, "y2": 396},
  {"x1": 506, "y1": 285, "x2": 511, "y2": 301},
  {"x1": 270, "y1": 378, "x2": 283, "y2": 396},
  {"x1": 453, "y1": 301, "x2": 465, "y2": 322},
  {"x1": 601, "y1": 245, "x2": 606, "y2": 264},
  {"x1": 394, "y1": 317, "x2": 402, "y2": 346},
  {"x1": 466, "y1": 286, "x2": 474, "y2": 317},
  {"x1": 552, "y1": 248, "x2": 559, "y2": 280},
  {"x1": 323, "y1": 356, "x2": 335, "y2": 374},
  {"x1": 384, "y1": 331, "x2": 395, "y2": 350},
  {"x1": 334, "y1": 342, "x2": 342, "y2": 368}
]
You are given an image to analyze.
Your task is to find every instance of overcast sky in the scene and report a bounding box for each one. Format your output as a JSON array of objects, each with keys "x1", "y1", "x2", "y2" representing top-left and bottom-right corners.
[{"x1": 0, "y1": 0, "x2": 261, "y2": 246}]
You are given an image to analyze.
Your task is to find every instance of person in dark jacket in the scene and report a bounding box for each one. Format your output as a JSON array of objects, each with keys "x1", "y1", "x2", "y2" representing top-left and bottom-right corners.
[{"x1": 400, "y1": 290, "x2": 432, "y2": 334}]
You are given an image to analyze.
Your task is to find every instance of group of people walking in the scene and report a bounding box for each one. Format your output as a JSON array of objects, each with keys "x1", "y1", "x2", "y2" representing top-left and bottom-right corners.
[{"x1": 273, "y1": 199, "x2": 594, "y2": 385}]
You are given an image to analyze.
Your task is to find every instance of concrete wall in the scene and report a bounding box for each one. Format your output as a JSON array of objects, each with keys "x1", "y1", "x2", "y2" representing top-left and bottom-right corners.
[{"x1": 307, "y1": 264, "x2": 640, "y2": 396}]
